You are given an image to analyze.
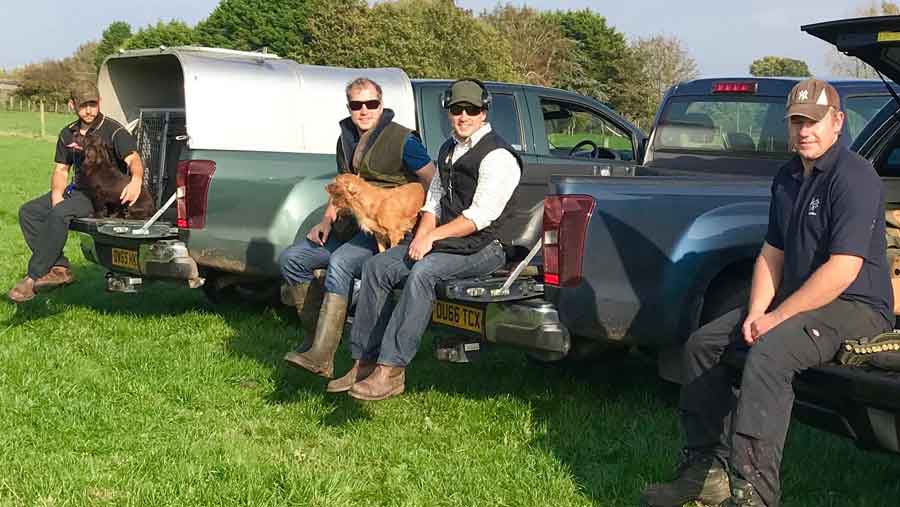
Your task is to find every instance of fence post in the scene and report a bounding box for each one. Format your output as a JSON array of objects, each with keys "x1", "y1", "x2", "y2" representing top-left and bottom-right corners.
[{"x1": 40, "y1": 100, "x2": 46, "y2": 138}]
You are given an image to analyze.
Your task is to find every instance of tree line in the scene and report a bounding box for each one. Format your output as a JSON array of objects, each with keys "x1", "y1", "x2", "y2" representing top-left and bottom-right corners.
[{"x1": 7, "y1": 0, "x2": 892, "y2": 128}]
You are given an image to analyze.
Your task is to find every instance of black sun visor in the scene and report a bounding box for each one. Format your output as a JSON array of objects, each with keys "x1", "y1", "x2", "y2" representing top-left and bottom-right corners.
[{"x1": 803, "y1": 16, "x2": 900, "y2": 83}]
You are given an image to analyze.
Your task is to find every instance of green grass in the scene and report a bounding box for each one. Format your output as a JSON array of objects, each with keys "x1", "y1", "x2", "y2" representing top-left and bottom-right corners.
[
  {"x1": 1, "y1": 111, "x2": 899, "y2": 506},
  {"x1": 549, "y1": 133, "x2": 634, "y2": 151}
]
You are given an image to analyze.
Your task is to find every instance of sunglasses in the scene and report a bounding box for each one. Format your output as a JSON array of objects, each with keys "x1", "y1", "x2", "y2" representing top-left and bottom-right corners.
[
  {"x1": 449, "y1": 104, "x2": 484, "y2": 116},
  {"x1": 348, "y1": 100, "x2": 381, "y2": 111}
]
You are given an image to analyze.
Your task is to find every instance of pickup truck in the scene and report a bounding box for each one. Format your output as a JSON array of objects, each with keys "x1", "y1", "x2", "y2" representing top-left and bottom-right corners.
[
  {"x1": 542, "y1": 16, "x2": 900, "y2": 455},
  {"x1": 69, "y1": 46, "x2": 645, "y2": 350}
]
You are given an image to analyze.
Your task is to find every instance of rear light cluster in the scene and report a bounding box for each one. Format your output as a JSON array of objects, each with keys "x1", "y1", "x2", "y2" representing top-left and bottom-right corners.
[
  {"x1": 543, "y1": 195, "x2": 595, "y2": 287},
  {"x1": 176, "y1": 160, "x2": 216, "y2": 229},
  {"x1": 712, "y1": 82, "x2": 757, "y2": 94}
]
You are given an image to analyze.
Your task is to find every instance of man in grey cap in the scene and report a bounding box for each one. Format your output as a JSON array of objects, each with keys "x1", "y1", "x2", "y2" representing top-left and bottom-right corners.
[
  {"x1": 642, "y1": 78, "x2": 893, "y2": 507},
  {"x1": 7, "y1": 81, "x2": 145, "y2": 302},
  {"x1": 326, "y1": 78, "x2": 522, "y2": 400}
]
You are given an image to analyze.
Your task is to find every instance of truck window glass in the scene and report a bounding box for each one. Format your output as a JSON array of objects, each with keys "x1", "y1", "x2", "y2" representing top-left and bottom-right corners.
[
  {"x1": 654, "y1": 97, "x2": 790, "y2": 155},
  {"x1": 540, "y1": 98, "x2": 634, "y2": 160},
  {"x1": 437, "y1": 93, "x2": 522, "y2": 151},
  {"x1": 844, "y1": 95, "x2": 891, "y2": 144}
]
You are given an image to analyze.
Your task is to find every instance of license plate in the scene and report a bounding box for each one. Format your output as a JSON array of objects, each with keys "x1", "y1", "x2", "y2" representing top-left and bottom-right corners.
[
  {"x1": 432, "y1": 300, "x2": 484, "y2": 334},
  {"x1": 111, "y1": 248, "x2": 138, "y2": 270}
]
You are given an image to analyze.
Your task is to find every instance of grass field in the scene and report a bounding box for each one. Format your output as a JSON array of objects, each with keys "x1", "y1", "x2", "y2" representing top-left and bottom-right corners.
[
  {"x1": 0, "y1": 109, "x2": 71, "y2": 140},
  {"x1": 1, "y1": 111, "x2": 899, "y2": 506}
]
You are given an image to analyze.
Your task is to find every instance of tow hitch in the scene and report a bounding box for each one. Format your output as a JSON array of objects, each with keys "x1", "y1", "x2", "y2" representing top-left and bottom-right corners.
[{"x1": 106, "y1": 272, "x2": 143, "y2": 293}]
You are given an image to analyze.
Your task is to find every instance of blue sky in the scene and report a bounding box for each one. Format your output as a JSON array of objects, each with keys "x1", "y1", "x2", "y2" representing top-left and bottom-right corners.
[{"x1": 0, "y1": 0, "x2": 867, "y2": 76}]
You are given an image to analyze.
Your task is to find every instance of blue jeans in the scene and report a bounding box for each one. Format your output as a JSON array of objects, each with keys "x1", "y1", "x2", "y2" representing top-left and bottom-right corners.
[
  {"x1": 278, "y1": 231, "x2": 377, "y2": 297},
  {"x1": 349, "y1": 240, "x2": 506, "y2": 367}
]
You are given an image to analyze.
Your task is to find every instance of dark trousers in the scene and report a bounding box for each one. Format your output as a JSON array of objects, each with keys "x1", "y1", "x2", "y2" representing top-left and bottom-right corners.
[
  {"x1": 680, "y1": 298, "x2": 891, "y2": 507},
  {"x1": 18, "y1": 191, "x2": 94, "y2": 280},
  {"x1": 349, "y1": 240, "x2": 506, "y2": 367}
]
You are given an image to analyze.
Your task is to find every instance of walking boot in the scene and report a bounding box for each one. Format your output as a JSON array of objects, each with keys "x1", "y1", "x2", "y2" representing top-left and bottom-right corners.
[
  {"x1": 640, "y1": 451, "x2": 731, "y2": 507},
  {"x1": 283, "y1": 293, "x2": 348, "y2": 378},
  {"x1": 34, "y1": 266, "x2": 75, "y2": 292},
  {"x1": 348, "y1": 364, "x2": 405, "y2": 401},
  {"x1": 7, "y1": 277, "x2": 36, "y2": 303},
  {"x1": 718, "y1": 477, "x2": 764, "y2": 507},
  {"x1": 326, "y1": 360, "x2": 376, "y2": 393}
]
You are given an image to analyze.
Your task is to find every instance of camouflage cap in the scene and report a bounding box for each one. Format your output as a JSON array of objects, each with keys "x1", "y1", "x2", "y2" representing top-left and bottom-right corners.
[
  {"x1": 70, "y1": 81, "x2": 100, "y2": 106},
  {"x1": 785, "y1": 79, "x2": 840, "y2": 122}
]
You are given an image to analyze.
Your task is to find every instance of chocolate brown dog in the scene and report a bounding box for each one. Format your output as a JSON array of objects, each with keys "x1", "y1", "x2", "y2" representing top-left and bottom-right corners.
[
  {"x1": 77, "y1": 134, "x2": 155, "y2": 219},
  {"x1": 326, "y1": 173, "x2": 425, "y2": 252}
]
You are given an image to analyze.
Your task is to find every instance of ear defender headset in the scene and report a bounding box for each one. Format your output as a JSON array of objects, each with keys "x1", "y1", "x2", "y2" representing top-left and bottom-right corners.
[{"x1": 441, "y1": 78, "x2": 492, "y2": 110}]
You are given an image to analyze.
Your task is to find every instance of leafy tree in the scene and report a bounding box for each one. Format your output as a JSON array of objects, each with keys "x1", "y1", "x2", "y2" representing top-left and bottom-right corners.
[
  {"x1": 481, "y1": 4, "x2": 580, "y2": 87},
  {"x1": 749, "y1": 56, "x2": 811, "y2": 77},
  {"x1": 547, "y1": 9, "x2": 652, "y2": 127},
  {"x1": 828, "y1": 1, "x2": 899, "y2": 77},
  {"x1": 302, "y1": 0, "x2": 517, "y2": 81},
  {"x1": 194, "y1": 0, "x2": 314, "y2": 57},
  {"x1": 16, "y1": 42, "x2": 99, "y2": 103},
  {"x1": 632, "y1": 35, "x2": 698, "y2": 116},
  {"x1": 124, "y1": 20, "x2": 195, "y2": 50},
  {"x1": 95, "y1": 21, "x2": 132, "y2": 72}
]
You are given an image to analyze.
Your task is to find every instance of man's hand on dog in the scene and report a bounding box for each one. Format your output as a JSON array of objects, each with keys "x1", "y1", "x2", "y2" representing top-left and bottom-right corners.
[
  {"x1": 119, "y1": 179, "x2": 143, "y2": 205},
  {"x1": 307, "y1": 221, "x2": 332, "y2": 246},
  {"x1": 408, "y1": 233, "x2": 434, "y2": 261}
]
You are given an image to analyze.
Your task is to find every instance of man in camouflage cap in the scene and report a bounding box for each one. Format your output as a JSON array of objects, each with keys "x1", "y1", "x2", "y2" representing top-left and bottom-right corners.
[{"x1": 7, "y1": 81, "x2": 145, "y2": 302}]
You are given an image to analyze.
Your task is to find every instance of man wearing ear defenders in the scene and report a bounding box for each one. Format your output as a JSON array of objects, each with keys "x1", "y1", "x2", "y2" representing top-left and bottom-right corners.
[
  {"x1": 329, "y1": 78, "x2": 523, "y2": 400},
  {"x1": 280, "y1": 77, "x2": 437, "y2": 379}
]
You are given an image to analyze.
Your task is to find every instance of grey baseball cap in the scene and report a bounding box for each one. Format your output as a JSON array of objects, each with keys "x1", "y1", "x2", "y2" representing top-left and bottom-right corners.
[{"x1": 446, "y1": 80, "x2": 487, "y2": 108}]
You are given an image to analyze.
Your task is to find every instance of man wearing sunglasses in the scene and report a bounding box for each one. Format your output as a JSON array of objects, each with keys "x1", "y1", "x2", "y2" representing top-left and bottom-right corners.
[
  {"x1": 330, "y1": 79, "x2": 523, "y2": 400},
  {"x1": 281, "y1": 77, "x2": 437, "y2": 379}
]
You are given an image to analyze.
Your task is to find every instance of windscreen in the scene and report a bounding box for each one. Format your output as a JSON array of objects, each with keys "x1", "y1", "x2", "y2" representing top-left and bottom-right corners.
[{"x1": 653, "y1": 96, "x2": 790, "y2": 156}]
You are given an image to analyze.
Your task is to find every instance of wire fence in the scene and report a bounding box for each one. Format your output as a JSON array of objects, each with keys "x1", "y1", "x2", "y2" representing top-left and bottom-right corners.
[{"x1": 3, "y1": 97, "x2": 69, "y2": 114}]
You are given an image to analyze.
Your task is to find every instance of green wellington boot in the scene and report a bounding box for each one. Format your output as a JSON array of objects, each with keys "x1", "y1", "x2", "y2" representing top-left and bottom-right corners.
[{"x1": 283, "y1": 293, "x2": 348, "y2": 378}]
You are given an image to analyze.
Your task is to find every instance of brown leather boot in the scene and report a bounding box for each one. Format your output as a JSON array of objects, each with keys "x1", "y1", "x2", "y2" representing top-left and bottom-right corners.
[
  {"x1": 7, "y1": 277, "x2": 36, "y2": 303},
  {"x1": 283, "y1": 293, "x2": 348, "y2": 378},
  {"x1": 326, "y1": 360, "x2": 376, "y2": 393},
  {"x1": 34, "y1": 266, "x2": 75, "y2": 292},
  {"x1": 348, "y1": 364, "x2": 405, "y2": 401}
]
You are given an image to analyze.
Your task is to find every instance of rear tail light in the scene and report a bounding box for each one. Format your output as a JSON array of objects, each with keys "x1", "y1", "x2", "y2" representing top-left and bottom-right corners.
[
  {"x1": 543, "y1": 194, "x2": 595, "y2": 287},
  {"x1": 176, "y1": 160, "x2": 216, "y2": 229},
  {"x1": 712, "y1": 82, "x2": 757, "y2": 94}
]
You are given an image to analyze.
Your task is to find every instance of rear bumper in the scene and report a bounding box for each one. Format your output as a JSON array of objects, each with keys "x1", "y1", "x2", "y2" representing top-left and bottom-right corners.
[
  {"x1": 431, "y1": 296, "x2": 571, "y2": 357},
  {"x1": 485, "y1": 298, "x2": 570, "y2": 355},
  {"x1": 75, "y1": 229, "x2": 200, "y2": 282}
]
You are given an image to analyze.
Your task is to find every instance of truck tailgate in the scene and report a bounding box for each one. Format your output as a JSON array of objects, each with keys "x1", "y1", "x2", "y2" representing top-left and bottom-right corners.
[{"x1": 69, "y1": 218, "x2": 197, "y2": 281}]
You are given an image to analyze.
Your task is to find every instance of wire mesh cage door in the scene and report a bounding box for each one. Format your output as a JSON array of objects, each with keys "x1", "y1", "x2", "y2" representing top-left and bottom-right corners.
[{"x1": 136, "y1": 109, "x2": 186, "y2": 208}]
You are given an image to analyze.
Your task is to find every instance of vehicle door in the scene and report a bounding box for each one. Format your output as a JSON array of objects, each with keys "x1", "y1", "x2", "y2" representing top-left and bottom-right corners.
[{"x1": 526, "y1": 90, "x2": 642, "y2": 184}]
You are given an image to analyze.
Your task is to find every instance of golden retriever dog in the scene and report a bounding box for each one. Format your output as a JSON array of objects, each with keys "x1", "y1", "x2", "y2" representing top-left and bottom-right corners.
[{"x1": 326, "y1": 173, "x2": 425, "y2": 252}]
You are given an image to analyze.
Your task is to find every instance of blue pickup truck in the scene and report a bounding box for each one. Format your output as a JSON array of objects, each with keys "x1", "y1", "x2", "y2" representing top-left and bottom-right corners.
[{"x1": 540, "y1": 17, "x2": 900, "y2": 454}]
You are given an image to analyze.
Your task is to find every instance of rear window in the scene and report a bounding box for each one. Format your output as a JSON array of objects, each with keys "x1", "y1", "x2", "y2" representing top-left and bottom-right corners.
[
  {"x1": 653, "y1": 96, "x2": 790, "y2": 156},
  {"x1": 844, "y1": 95, "x2": 891, "y2": 144}
]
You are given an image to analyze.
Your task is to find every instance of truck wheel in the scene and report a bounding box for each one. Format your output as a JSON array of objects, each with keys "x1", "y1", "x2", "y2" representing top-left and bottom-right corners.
[
  {"x1": 201, "y1": 271, "x2": 279, "y2": 307},
  {"x1": 700, "y1": 279, "x2": 750, "y2": 326}
]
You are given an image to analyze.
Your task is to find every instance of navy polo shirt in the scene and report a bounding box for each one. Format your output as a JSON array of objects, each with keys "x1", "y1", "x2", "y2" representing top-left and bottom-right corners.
[{"x1": 766, "y1": 141, "x2": 893, "y2": 324}]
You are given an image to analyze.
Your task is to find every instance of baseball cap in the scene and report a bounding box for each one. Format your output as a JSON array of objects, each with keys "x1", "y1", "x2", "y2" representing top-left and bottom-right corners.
[
  {"x1": 446, "y1": 80, "x2": 487, "y2": 108},
  {"x1": 785, "y1": 79, "x2": 840, "y2": 122},
  {"x1": 70, "y1": 82, "x2": 100, "y2": 106}
]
